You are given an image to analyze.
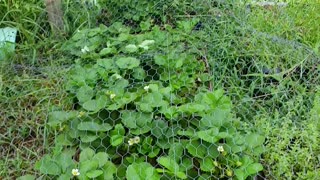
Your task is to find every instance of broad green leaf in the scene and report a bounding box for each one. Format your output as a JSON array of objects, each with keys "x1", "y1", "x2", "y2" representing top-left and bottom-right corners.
[
  {"x1": 157, "y1": 157, "x2": 187, "y2": 179},
  {"x1": 177, "y1": 129, "x2": 196, "y2": 137},
  {"x1": 159, "y1": 105, "x2": 178, "y2": 119},
  {"x1": 79, "y1": 160, "x2": 99, "y2": 176},
  {"x1": 100, "y1": 47, "x2": 117, "y2": 55},
  {"x1": 92, "y1": 152, "x2": 109, "y2": 167},
  {"x1": 121, "y1": 111, "x2": 152, "y2": 129},
  {"x1": 133, "y1": 112, "x2": 153, "y2": 128},
  {"x1": 252, "y1": 146, "x2": 265, "y2": 156},
  {"x1": 34, "y1": 155, "x2": 61, "y2": 175},
  {"x1": 175, "y1": 59, "x2": 183, "y2": 68},
  {"x1": 245, "y1": 134, "x2": 265, "y2": 148},
  {"x1": 110, "y1": 135, "x2": 123, "y2": 146},
  {"x1": 177, "y1": 19, "x2": 199, "y2": 33},
  {"x1": 157, "y1": 156, "x2": 179, "y2": 173},
  {"x1": 56, "y1": 149, "x2": 76, "y2": 172},
  {"x1": 131, "y1": 125, "x2": 152, "y2": 135},
  {"x1": 80, "y1": 133, "x2": 99, "y2": 143},
  {"x1": 197, "y1": 174, "x2": 212, "y2": 180},
  {"x1": 116, "y1": 57, "x2": 140, "y2": 69},
  {"x1": 218, "y1": 132, "x2": 231, "y2": 138},
  {"x1": 240, "y1": 155, "x2": 254, "y2": 166},
  {"x1": 132, "y1": 67, "x2": 146, "y2": 80},
  {"x1": 82, "y1": 99, "x2": 103, "y2": 112},
  {"x1": 180, "y1": 158, "x2": 193, "y2": 171},
  {"x1": 55, "y1": 133, "x2": 73, "y2": 146},
  {"x1": 235, "y1": 162, "x2": 263, "y2": 179},
  {"x1": 80, "y1": 148, "x2": 95, "y2": 161},
  {"x1": 76, "y1": 85, "x2": 94, "y2": 103},
  {"x1": 148, "y1": 148, "x2": 161, "y2": 158},
  {"x1": 121, "y1": 111, "x2": 138, "y2": 129},
  {"x1": 138, "y1": 40, "x2": 155, "y2": 50},
  {"x1": 67, "y1": 65, "x2": 97, "y2": 87},
  {"x1": 143, "y1": 92, "x2": 163, "y2": 106},
  {"x1": 199, "y1": 157, "x2": 215, "y2": 172},
  {"x1": 96, "y1": 58, "x2": 117, "y2": 70},
  {"x1": 178, "y1": 103, "x2": 206, "y2": 114},
  {"x1": 201, "y1": 90, "x2": 232, "y2": 110},
  {"x1": 140, "y1": 20, "x2": 151, "y2": 31},
  {"x1": 197, "y1": 127, "x2": 220, "y2": 143},
  {"x1": 68, "y1": 119, "x2": 81, "y2": 138},
  {"x1": 108, "y1": 78, "x2": 129, "y2": 95},
  {"x1": 110, "y1": 124, "x2": 125, "y2": 136},
  {"x1": 186, "y1": 140, "x2": 219, "y2": 159},
  {"x1": 168, "y1": 143, "x2": 184, "y2": 162},
  {"x1": 86, "y1": 170, "x2": 103, "y2": 178},
  {"x1": 151, "y1": 120, "x2": 168, "y2": 138},
  {"x1": 102, "y1": 161, "x2": 117, "y2": 180},
  {"x1": 125, "y1": 44, "x2": 138, "y2": 53},
  {"x1": 186, "y1": 140, "x2": 207, "y2": 158},
  {"x1": 126, "y1": 162, "x2": 160, "y2": 180},
  {"x1": 107, "y1": 92, "x2": 137, "y2": 110},
  {"x1": 108, "y1": 22, "x2": 128, "y2": 33},
  {"x1": 226, "y1": 139, "x2": 246, "y2": 154},
  {"x1": 77, "y1": 122, "x2": 112, "y2": 132},
  {"x1": 246, "y1": 163, "x2": 263, "y2": 175},
  {"x1": 176, "y1": 171, "x2": 188, "y2": 179},
  {"x1": 154, "y1": 55, "x2": 168, "y2": 66},
  {"x1": 234, "y1": 169, "x2": 246, "y2": 180},
  {"x1": 156, "y1": 138, "x2": 175, "y2": 149},
  {"x1": 200, "y1": 109, "x2": 230, "y2": 128},
  {"x1": 117, "y1": 33, "x2": 130, "y2": 41},
  {"x1": 57, "y1": 174, "x2": 71, "y2": 180},
  {"x1": 48, "y1": 111, "x2": 77, "y2": 127}
]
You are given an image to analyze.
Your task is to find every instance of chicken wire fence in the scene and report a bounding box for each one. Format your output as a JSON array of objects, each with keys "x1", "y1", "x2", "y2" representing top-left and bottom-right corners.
[{"x1": 1, "y1": 0, "x2": 320, "y2": 179}]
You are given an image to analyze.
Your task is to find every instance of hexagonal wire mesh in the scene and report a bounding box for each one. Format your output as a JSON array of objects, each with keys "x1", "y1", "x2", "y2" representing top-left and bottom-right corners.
[
  {"x1": 1, "y1": 0, "x2": 320, "y2": 179},
  {"x1": 55, "y1": 1, "x2": 318, "y2": 179}
]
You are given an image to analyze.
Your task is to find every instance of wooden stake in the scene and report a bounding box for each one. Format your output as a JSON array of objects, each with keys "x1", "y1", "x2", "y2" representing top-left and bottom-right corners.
[{"x1": 45, "y1": 0, "x2": 64, "y2": 35}]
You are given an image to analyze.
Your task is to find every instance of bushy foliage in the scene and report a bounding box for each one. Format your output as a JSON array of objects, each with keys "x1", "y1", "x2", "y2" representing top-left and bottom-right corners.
[
  {"x1": 257, "y1": 91, "x2": 320, "y2": 179},
  {"x1": 35, "y1": 21, "x2": 265, "y2": 179}
]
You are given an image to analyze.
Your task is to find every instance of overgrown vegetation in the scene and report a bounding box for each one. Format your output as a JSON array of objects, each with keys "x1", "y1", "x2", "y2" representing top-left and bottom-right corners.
[{"x1": 1, "y1": 0, "x2": 319, "y2": 179}]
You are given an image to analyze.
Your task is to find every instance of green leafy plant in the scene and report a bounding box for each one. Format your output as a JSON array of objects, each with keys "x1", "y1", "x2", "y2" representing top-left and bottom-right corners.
[
  {"x1": 35, "y1": 21, "x2": 265, "y2": 179},
  {"x1": 2, "y1": 0, "x2": 320, "y2": 179},
  {"x1": 256, "y1": 92, "x2": 320, "y2": 179}
]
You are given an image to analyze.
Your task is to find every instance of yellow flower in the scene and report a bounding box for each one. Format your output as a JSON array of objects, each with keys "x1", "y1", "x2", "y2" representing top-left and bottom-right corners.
[
  {"x1": 72, "y1": 169, "x2": 80, "y2": 176},
  {"x1": 217, "y1": 145, "x2": 224, "y2": 153}
]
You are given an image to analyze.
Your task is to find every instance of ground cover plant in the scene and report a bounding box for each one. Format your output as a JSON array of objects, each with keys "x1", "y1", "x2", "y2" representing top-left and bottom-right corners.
[
  {"x1": 1, "y1": 0, "x2": 320, "y2": 179},
  {"x1": 34, "y1": 20, "x2": 265, "y2": 179}
]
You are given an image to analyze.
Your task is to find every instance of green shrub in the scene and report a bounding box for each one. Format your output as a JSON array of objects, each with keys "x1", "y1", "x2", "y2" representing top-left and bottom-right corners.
[
  {"x1": 34, "y1": 21, "x2": 265, "y2": 179},
  {"x1": 256, "y1": 92, "x2": 320, "y2": 179}
]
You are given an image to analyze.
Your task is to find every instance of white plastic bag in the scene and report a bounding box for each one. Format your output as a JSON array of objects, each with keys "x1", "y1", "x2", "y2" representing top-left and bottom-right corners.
[{"x1": 0, "y1": 27, "x2": 17, "y2": 61}]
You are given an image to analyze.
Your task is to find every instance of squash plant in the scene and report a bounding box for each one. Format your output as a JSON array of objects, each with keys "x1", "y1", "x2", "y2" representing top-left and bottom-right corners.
[{"x1": 35, "y1": 21, "x2": 265, "y2": 180}]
